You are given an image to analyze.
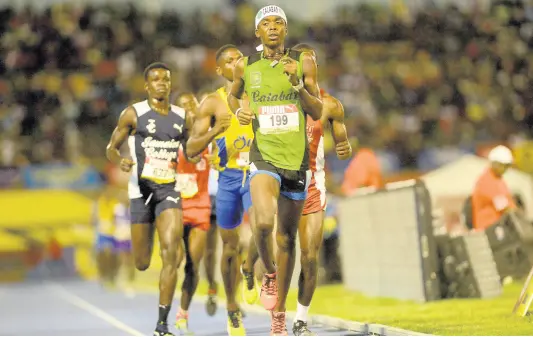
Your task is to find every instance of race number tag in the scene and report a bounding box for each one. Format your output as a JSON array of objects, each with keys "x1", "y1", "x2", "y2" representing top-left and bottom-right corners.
[
  {"x1": 258, "y1": 104, "x2": 299, "y2": 135},
  {"x1": 237, "y1": 152, "x2": 250, "y2": 167},
  {"x1": 175, "y1": 174, "x2": 198, "y2": 199},
  {"x1": 141, "y1": 157, "x2": 175, "y2": 182}
]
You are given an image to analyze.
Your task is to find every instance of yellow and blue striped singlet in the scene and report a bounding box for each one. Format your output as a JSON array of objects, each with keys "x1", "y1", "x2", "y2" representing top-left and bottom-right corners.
[{"x1": 213, "y1": 87, "x2": 254, "y2": 176}]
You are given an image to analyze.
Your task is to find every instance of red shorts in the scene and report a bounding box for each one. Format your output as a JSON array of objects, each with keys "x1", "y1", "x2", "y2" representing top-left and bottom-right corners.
[
  {"x1": 183, "y1": 207, "x2": 211, "y2": 231},
  {"x1": 302, "y1": 183, "x2": 327, "y2": 216}
]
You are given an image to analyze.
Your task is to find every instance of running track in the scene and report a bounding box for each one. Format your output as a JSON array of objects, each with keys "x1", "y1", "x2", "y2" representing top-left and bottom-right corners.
[{"x1": 0, "y1": 279, "x2": 366, "y2": 336}]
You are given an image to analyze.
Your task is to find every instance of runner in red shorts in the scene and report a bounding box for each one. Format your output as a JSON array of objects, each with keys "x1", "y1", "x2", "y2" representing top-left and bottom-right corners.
[
  {"x1": 291, "y1": 43, "x2": 352, "y2": 336},
  {"x1": 173, "y1": 92, "x2": 212, "y2": 335}
]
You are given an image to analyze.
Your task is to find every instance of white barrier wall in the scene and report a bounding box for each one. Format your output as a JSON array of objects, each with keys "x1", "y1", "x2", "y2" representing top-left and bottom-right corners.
[{"x1": 338, "y1": 180, "x2": 441, "y2": 302}]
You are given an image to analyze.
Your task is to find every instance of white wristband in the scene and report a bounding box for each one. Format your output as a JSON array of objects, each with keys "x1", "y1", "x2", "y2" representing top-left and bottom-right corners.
[
  {"x1": 292, "y1": 79, "x2": 304, "y2": 91},
  {"x1": 235, "y1": 108, "x2": 243, "y2": 117}
]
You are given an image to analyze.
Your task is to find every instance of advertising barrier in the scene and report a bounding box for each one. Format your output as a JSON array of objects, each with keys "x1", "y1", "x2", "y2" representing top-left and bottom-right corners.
[
  {"x1": 22, "y1": 164, "x2": 103, "y2": 190},
  {"x1": 0, "y1": 166, "x2": 21, "y2": 189}
]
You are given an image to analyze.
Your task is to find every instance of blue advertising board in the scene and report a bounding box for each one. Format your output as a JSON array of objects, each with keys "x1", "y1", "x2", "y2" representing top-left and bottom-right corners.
[{"x1": 22, "y1": 164, "x2": 103, "y2": 190}]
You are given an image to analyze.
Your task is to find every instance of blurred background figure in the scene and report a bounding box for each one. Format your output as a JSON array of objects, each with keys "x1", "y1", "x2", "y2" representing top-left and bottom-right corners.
[
  {"x1": 93, "y1": 181, "x2": 119, "y2": 289},
  {"x1": 341, "y1": 139, "x2": 383, "y2": 195},
  {"x1": 113, "y1": 187, "x2": 135, "y2": 296},
  {"x1": 472, "y1": 145, "x2": 516, "y2": 231}
]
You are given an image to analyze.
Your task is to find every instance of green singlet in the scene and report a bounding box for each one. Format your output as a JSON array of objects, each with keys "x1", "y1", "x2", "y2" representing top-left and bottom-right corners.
[{"x1": 243, "y1": 49, "x2": 309, "y2": 171}]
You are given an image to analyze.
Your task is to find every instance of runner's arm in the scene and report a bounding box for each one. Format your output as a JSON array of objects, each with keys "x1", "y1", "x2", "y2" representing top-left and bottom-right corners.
[
  {"x1": 182, "y1": 111, "x2": 202, "y2": 163},
  {"x1": 326, "y1": 97, "x2": 350, "y2": 145},
  {"x1": 323, "y1": 96, "x2": 351, "y2": 160},
  {"x1": 186, "y1": 94, "x2": 224, "y2": 158},
  {"x1": 299, "y1": 53, "x2": 322, "y2": 121},
  {"x1": 228, "y1": 58, "x2": 246, "y2": 113},
  {"x1": 106, "y1": 107, "x2": 136, "y2": 165}
]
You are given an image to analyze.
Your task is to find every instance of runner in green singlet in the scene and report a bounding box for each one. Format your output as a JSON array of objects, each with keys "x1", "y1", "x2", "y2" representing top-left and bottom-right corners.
[{"x1": 227, "y1": 5, "x2": 323, "y2": 335}]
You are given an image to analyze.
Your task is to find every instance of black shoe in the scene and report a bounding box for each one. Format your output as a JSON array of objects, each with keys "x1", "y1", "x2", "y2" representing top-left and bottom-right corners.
[
  {"x1": 154, "y1": 322, "x2": 174, "y2": 336},
  {"x1": 292, "y1": 320, "x2": 315, "y2": 336}
]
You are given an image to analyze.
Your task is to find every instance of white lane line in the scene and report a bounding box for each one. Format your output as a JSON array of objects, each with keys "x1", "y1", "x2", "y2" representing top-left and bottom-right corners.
[{"x1": 49, "y1": 283, "x2": 144, "y2": 336}]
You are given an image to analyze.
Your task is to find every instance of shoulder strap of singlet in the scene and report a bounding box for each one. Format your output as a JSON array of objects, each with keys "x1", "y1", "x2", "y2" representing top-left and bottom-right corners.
[
  {"x1": 216, "y1": 87, "x2": 226, "y2": 100},
  {"x1": 288, "y1": 48, "x2": 302, "y2": 62},
  {"x1": 132, "y1": 100, "x2": 150, "y2": 117},
  {"x1": 170, "y1": 104, "x2": 186, "y2": 119},
  {"x1": 216, "y1": 87, "x2": 232, "y2": 110},
  {"x1": 247, "y1": 52, "x2": 262, "y2": 66}
]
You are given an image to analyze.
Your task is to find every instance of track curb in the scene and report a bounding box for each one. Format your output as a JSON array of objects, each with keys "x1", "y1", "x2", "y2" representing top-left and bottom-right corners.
[{"x1": 135, "y1": 284, "x2": 433, "y2": 336}]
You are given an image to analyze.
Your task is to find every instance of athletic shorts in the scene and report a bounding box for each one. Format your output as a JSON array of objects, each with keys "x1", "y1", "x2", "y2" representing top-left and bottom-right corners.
[
  {"x1": 183, "y1": 206, "x2": 211, "y2": 231},
  {"x1": 250, "y1": 160, "x2": 311, "y2": 201},
  {"x1": 216, "y1": 168, "x2": 252, "y2": 230},
  {"x1": 303, "y1": 173, "x2": 327, "y2": 215},
  {"x1": 130, "y1": 180, "x2": 181, "y2": 224},
  {"x1": 115, "y1": 240, "x2": 132, "y2": 252},
  {"x1": 96, "y1": 234, "x2": 115, "y2": 251}
]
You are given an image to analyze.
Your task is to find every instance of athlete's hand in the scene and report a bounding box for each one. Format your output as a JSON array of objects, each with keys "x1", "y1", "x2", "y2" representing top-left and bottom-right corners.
[
  {"x1": 281, "y1": 56, "x2": 299, "y2": 85},
  {"x1": 120, "y1": 158, "x2": 135, "y2": 172},
  {"x1": 236, "y1": 108, "x2": 254, "y2": 126},
  {"x1": 335, "y1": 140, "x2": 352, "y2": 160},
  {"x1": 188, "y1": 154, "x2": 202, "y2": 164},
  {"x1": 214, "y1": 112, "x2": 232, "y2": 134},
  {"x1": 205, "y1": 153, "x2": 224, "y2": 171}
]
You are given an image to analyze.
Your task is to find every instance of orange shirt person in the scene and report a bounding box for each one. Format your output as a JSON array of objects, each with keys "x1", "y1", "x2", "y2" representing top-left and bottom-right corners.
[
  {"x1": 472, "y1": 145, "x2": 516, "y2": 231},
  {"x1": 341, "y1": 146, "x2": 383, "y2": 196}
]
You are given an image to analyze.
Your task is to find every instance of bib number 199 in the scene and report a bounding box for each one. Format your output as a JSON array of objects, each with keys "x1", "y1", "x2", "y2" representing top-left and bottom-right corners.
[
  {"x1": 270, "y1": 115, "x2": 288, "y2": 126},
  {"x1": 258, "y1": 104, "x2": 299, "y2": 135}
]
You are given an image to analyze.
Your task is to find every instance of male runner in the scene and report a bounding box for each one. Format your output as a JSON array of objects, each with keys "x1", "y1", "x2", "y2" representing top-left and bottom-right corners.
[
  {"x1": 106, "y1": 62, "x2": 185, "y2": 336},
  {"x1": 290, "y1": 43, "x2": 352, "y2": 335},
  {"x1": 227, "y1": 6, "x2": 323, "y2": 335},
  {"x1": 173, "y1": 92, "x2": 213, "y2": 332},
  {"x1": 177, "y1": 92, "x2": 220, "y2": 316},
  {"x1": 186, "y1": 44, "x2": 253, "y2": 336}
]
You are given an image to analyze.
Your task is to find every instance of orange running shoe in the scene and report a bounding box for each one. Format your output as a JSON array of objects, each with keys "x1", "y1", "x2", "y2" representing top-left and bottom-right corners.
[
  {"x1": 260, "y1": 272, "x2": 278, "y2": 310},
  {"x1": 270, "y1": 311, "x2": 288, "y2": 336}
]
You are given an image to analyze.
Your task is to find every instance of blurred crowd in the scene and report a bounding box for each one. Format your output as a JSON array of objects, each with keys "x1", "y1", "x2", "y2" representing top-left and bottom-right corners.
[{"x1": 1, "y1": 0, "x2": 533, "y2": 176}]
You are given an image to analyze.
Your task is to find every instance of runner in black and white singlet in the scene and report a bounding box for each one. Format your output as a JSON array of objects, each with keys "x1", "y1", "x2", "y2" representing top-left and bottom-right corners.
[{"x1": 106, "y1": 62, "x2": 186, "y2": 336}]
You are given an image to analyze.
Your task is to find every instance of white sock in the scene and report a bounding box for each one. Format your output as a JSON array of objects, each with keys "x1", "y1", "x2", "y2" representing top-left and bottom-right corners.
[{"x1": 294, "y1": 302, "x2": 310, "y2": 323}]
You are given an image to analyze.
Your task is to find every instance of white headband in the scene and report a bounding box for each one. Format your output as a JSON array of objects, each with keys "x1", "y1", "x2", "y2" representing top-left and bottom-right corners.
[
  {"x1": 255, "y1": 5, "x2": 287, "y2": 29},
  {"x1": 255, "y1": 5, "x2": 287, "y2": 52}
]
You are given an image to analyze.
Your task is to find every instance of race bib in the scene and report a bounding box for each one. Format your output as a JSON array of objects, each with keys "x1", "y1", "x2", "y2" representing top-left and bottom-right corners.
[
  {"x1": 258, "y1": 104, "x2": 299, "y2": 135},
  {"x1": 236, "y1": 152, "x2": 250, "y2": 167},
  {"x1": 196, "y1": 158, "x2": 207, "y2": 171},
  {"x1": 141, "y1": 157, "x2": 175, "y2": 182},
  {"x1": 175, "y1": 174, "x2": 198, "y2": 198}
]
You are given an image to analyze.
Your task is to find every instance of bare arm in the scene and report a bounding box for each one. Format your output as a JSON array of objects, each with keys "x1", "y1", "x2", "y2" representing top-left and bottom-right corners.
[
  {"x1": 106, "y1": 106, "x2": 136, "y2": 165},
  {"x1": 182, "y1": 110, "x2": 199, "y2": 163},
  {"x1": 324, "y1": 96, "x2": 349, "y2": 144},
  {"x1": 227, "y1": 57, "x2": 246, "y2": 114},
  {"x1": 323, "y1": 95, "x2": 352, "y2": 160},
  {"x1": 298, "y1": 53, "x2": 322, "y2": 121},
  {"x1": 186, "y1": 94, "x2": 226, "y2": 158}
]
